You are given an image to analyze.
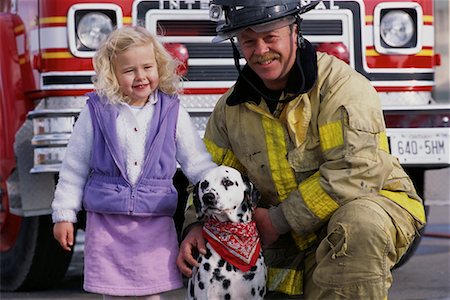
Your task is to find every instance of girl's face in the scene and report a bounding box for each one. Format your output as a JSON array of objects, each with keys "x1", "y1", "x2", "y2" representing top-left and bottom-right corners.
[{"x1": 114, "y1": 43, "x2": 159, "y2": 106}]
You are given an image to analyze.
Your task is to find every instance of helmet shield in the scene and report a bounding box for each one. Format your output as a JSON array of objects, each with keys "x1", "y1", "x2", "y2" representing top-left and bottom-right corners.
[
  {"x1": 212, "y1": 16, "x2": 296, "y2": 43},
  {"x1": 210, "y1": 0, "x2": 302, "y2": 43}
]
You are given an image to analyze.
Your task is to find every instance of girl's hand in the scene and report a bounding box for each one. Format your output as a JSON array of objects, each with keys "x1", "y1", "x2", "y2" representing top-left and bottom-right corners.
[
  {"x1": 53, "y1": 222, "x2": 74, "y2": 251},
  {"x1": 176, "y1": 224, "x2": 206, "y2": 277}
]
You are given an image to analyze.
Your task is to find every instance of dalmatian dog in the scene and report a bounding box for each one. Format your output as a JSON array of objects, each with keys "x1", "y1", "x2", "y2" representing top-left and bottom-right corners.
[{"x1": 187, "y1": 166, "x2": 267, "y2": 300}]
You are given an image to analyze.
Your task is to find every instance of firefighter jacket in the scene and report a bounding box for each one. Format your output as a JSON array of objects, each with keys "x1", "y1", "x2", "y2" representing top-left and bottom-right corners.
[{"x1": 184, "y1": 48, "x2": 426, "y2": 295}]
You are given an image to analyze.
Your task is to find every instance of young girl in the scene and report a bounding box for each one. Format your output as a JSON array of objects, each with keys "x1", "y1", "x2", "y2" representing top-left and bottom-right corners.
[{"x1": 52, "y1": 26, "x2": 216, "y2": 299}]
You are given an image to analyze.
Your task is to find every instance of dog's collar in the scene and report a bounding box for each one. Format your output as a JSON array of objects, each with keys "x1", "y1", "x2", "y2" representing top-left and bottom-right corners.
[{"x1": 203, "y1": 218, "x2": 261, "y2": 272}]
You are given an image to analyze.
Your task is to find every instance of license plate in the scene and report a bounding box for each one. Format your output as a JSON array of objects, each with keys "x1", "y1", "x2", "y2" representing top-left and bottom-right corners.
[{"x1": 387, "y1": 128, "x2": 450, "y2": 165}]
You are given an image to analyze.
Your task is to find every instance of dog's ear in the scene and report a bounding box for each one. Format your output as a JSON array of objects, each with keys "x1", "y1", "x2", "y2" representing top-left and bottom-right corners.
[
  {"x1": 192, "y1": 181, "x2": 204, "y2": 220},
  {"x1": 242, "y1": 175, "x2": 261, "y2": 209}
]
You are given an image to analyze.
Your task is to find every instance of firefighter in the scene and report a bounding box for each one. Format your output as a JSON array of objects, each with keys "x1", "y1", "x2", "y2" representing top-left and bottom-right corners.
[{"x1": 176, "y1": 0, "x2": 426, "y2": 299}]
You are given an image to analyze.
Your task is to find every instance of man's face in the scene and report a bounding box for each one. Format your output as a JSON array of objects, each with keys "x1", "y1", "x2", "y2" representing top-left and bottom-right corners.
[{"x1": 238, "y1": 25, "x2": 298, "y2": 91}]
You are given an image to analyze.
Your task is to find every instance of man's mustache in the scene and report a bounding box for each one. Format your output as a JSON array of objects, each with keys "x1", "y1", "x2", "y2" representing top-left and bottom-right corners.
[{"x1": 252, "y1": 52, "x2": 281, "y2": 64}]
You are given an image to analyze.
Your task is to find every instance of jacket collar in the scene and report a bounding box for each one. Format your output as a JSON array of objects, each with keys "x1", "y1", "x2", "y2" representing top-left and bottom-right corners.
[{"x1": 227, "y1": 39, "x2": 317, "y2": 106}]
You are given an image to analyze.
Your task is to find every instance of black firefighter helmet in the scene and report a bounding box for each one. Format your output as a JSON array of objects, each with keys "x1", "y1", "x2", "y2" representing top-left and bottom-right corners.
[{"x1": 209, "y1": 0, "x2": 318, "y2": 46}]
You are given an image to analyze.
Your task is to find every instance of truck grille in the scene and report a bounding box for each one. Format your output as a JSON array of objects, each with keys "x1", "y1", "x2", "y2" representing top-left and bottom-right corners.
[{"x1": 137, "y1": 0, "x2": 348, "y2": 86}]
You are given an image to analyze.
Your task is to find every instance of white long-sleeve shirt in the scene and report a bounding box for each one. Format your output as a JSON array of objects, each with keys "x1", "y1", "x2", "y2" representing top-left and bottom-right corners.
[{"x1": 52, "y1": 92, "x2": 216, "y2": 223}]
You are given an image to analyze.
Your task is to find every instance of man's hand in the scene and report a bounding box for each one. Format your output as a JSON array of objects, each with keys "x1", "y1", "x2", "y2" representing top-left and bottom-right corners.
[
  {"x1": 176, "y1": 224, "x2": 207, "y2": 277},
  {"x1": 254, "y1": 207, "x2": 280, "y2": 248},
  {"x1": 53, "y1": 222, "x2": 74, "y2": 251}
]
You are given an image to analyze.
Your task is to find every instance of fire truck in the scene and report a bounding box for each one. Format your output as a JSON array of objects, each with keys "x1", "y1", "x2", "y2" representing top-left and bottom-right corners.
[{"x1": 1, "y1": 0, "x2": 449, "y2": 291}]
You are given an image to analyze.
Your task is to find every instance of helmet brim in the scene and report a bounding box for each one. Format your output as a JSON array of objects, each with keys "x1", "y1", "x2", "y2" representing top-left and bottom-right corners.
[{"x1": 212, "y1": 16, "x2": 296, "y2": 43}]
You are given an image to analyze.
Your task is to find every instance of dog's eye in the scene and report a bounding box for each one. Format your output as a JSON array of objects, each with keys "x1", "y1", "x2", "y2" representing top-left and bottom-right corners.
[{"x1": 222, "y1": 178, "x2": 234, "y2": 187}]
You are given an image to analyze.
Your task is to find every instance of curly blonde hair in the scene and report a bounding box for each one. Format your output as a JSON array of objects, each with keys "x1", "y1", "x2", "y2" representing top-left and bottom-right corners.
[{"x1": 92, "y1": 26, "x2": 182, "y2": 104}]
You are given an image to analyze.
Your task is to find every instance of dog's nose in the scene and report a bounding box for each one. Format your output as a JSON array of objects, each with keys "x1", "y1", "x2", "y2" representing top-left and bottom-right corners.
[{"x1": 202, "y1": 192, "x2": 216, "y2": 206}]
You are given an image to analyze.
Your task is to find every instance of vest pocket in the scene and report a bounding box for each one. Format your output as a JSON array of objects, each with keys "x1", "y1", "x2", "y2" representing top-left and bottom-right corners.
[{"x1": 83, "y1": 179, "x2": 128, "y2": 214}]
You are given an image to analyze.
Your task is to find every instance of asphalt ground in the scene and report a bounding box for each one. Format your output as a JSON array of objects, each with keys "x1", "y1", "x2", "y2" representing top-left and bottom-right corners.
[{"x1": 1, "y1": 202, "x2": 449, "y2": 300}]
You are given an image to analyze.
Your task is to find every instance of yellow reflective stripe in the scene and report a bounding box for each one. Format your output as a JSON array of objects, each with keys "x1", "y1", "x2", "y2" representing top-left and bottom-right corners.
[
  {"x1": 292, "y1": 232, "x2": 317, "y2": 250},
  {"x1": 366, "y1": 49, "x2": 379, "y2": 56},
  {"x1": 379, "y1": 131, "x2": 390, "y2": 153},
  {"x1": 262, "y1": 116, "x2": 317, "y2": 252},
  {"x1": 123, "y1": 17, "x2": 132, "y2": 25},
  {"x1": 300, "y1": 172, "x2": 339, "y2": 220},
  {"x1": 379, "y1": 190, "x2": 426, "y2": 223},
  {"x1": 423, "y1": 15, "x2": 433, "y2": 23},
  {"x1": 319, "y1": 120, "x2": 344, "y2": 151},
  {"x1": 186, "y1": 192, "x2": 194, "y2": 207},
  {"x1": 203, "y1": 138, "x2": 244, "y2": 172},
  {"x1": 42, "y1": 51, "x2": 73, "y2": 59},
  {"x1": 416, "y1": 49, "x2": 434, "y2": 56},
  {"x1": 262, "y1": 116, "x2": 297, "y2": 200},
  {"x1": 268, "y1": 267, "x2": 303, "y2": 296},
  {"x1": 39, "y1": 16, "x2": 67, "y2": 24}
]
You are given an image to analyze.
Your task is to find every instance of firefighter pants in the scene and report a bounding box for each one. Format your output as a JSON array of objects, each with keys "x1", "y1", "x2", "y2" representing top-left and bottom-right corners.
[{"x1": 302, "y1": 199, "x2": 418, "y2": 300}]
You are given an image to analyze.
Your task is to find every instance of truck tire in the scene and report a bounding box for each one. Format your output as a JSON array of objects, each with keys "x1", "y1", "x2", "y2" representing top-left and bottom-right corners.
[
  {"x1": 393, "y1": 167, "x2": 428, "y2": 269},
  {"x1": 0, "y1": 215, "x2": 74, "y2": 291},
  {"x1": 393, "y1": 204, "x2": 429, "y2": 269}
]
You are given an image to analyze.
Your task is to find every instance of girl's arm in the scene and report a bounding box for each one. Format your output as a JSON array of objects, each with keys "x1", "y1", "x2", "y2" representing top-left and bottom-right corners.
[
  {"x1": 51, "y1": 105, "x2": 93, "y2": 223},
  {"x1": 175, "y1": 105, "x2": 217, "y2": 184}
]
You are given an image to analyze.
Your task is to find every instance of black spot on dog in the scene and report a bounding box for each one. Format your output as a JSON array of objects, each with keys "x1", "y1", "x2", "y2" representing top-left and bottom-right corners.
[
  {"x1": 199, "y1": 281, "x2": 204, "y2": 290},
  {"x1": 204, "y1": 248, "x2": 212, "y2": 259},
  {"x1": 224, "y1": 294, "x2": 231, "y2": 300},
  {"x1": 259, "y1": 287, "x2": 266, "y2": 297},
  {"x1": 213, "y1": 269, "x2": 225, "y2": 281},
  {"x1": 244, "y1": 273, "x2": 255, "y2": 280},
  {"x1": 250, "y1": 266, "x2": 257, "y2": 272},
  {"x1": 218, "y1": 259, "x2": 226, "y2": 268},
  {"x1": 189, "y1": 280, "x2": 195, "y2": 297},
  {"x1": 203, "y1": 263, "x2": 210, "y2": 271},
  {"x1": 251, "y1": 288, "x2": 256, "y2": 296},
  {"x1": 225, "y1": 262, "x2": 232, "y2": 272},
  {"x1": 222, "y1": 279, "x2": 231, "y2": 289},
  {"x1": 200, "y1": 180, "x2": 209, "y2": 191}
]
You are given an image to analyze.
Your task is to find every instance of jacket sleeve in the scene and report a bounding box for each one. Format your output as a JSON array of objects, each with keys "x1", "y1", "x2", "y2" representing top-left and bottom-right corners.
[
  {"x1": 279, "y1": 67, "x2": 423, "y2": 236},
  {"x1": 175, "y1": 104, "x2": 217, "y2": 184},
  {"x1": 51, "y1": 105, "x2": 93, "y2": 223}
]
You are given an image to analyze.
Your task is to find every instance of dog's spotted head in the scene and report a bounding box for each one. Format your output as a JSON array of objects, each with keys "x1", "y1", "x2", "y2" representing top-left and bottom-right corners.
[{"x1": 193, "y1": 166, "x2": 260, "y2": 223}]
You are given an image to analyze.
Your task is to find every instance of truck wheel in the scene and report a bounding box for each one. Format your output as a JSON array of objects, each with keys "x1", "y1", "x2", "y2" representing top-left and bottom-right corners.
[
  {"x1": 393, "y1": 204, "x2": 429, "y2": 269},
  {"x1": 0, "y1": 214, "x2": 74, "y2": 291},
  {"x1": 391, "y1": 167, "x2": 428, "y2": 269}
]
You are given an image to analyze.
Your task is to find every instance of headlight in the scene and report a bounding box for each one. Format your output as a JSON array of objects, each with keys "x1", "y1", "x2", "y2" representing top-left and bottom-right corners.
[
  {"x1": 77, "y1": 12, "x2": 113, "y2": 49},
  {"x1": 380, "y1": 10, "x2": 414, "y2": 47}
]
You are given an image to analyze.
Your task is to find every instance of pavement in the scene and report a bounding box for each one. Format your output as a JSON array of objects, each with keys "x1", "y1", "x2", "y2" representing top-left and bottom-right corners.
[{"x1": 1, "y1": 202, "x2": 449, "y2": 300}]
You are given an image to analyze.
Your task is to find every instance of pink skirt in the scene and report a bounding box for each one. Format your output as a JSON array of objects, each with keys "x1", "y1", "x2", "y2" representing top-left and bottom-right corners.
[{"x1": 83, "y1": 212, "x2": 183, "y2": 296}]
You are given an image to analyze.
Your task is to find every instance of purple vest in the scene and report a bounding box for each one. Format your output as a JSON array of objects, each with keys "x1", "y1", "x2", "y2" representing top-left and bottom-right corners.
[{"x1": 82, "y1": 92, "x2": 180, "y2": 216}]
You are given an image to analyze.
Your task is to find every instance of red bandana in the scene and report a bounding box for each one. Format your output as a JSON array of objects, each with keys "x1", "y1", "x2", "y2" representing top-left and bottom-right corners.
[{"x1": 202, "y1": 218, "x2": 261, "y2": 272}]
